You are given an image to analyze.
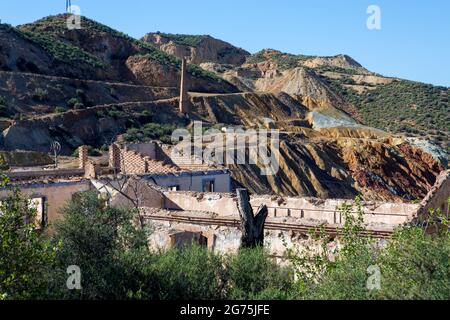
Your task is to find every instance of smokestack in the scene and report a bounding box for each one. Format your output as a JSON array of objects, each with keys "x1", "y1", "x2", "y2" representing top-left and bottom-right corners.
[{"x1": 179, "y1": 57, "x2": 189, "y2": 114}]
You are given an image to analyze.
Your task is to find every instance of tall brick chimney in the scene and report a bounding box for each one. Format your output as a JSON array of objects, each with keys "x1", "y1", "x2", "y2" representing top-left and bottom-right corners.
[
  {"x1": 78, "y1": 145, "x2": 89, "y2": 169},
  {"x1": 179, "y1": 57, "x2": 189, "y2": 114},
  {"x1": 109, "y1": 143, "x2": 121, "y2": 171}
]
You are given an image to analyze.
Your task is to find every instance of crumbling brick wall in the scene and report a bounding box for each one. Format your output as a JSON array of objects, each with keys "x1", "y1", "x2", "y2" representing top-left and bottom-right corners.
[
  {"x1": 120, "y1": 147, "x2": 149, "y2": 174},
  {"x1": 109, "y1": 143, "x2": 121, "y2": 170},
  {"x1": 78, "y1": 145, "x2": 89, "y2": 169},
  {"x1": 111, "y1": 143, "x2": 179, "y2": 175}
]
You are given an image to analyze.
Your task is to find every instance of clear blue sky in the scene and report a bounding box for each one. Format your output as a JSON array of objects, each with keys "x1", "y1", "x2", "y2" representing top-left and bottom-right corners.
[{"x1": 1, "y1": 0, "x2": 449, "y2": 86}]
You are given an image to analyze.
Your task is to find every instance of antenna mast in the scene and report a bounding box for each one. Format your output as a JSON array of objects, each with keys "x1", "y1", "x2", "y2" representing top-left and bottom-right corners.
[{"x1": 66, "y1": 0, "x2": 72, "y2": 13}]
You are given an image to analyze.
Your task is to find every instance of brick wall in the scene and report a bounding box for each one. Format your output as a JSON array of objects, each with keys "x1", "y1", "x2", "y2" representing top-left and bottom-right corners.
[
  {"x1": 78, "y1": 145, "x2": 88, "y2": 169},
  {"x1": 113, "y1": 144, "x2": 179, "y2": 175},
  {"x1": 109, "y1": 143, "x2": 121, "y2": 170},
  {"x1": 120, "y1": 147, "x2": 149, "y2": 174}
]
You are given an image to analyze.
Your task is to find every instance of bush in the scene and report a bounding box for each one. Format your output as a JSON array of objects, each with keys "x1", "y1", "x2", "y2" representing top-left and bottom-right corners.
[
  {"x1": 66, "y1": 98, "x2": 79, "y2": 108},
  {"x1": 123, "y1": 122, "x2": 179, "y2": 144},
  {"x1": 225, "y1": 247, "x2": 295, "y2": 299},
  {"x1": 0, "y1": 176, "x2": 58, "y2": 299},
  {"x1": 150, "y1": 245, "x2": 226, "y2": 300},
  {"x1": 73, "y1": 102, "x2": 85, "y2": 109},
  {"x1": 71, "y1": 146, "x2": 102, "y2": 157},
  {"x1": 32, "y1": 88, "x2": 48, "y2": 102},
  {"x1": 55, "y1": 106, "x2": 68, "y2": 113},
  {"x1": 52, "y1": 191, "x2": 149, "y2": 299}
]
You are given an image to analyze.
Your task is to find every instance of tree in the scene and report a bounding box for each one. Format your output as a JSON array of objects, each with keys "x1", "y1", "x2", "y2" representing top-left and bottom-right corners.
[
  {"x1": 0, "y1": 175, "x2": 58, "y2": 300},
  {"x1": 52, "y1": 191, "x2": 150, "y2": 299},
  {"x1": 236, "y1": 188, "x2": 268, "y2": 248}
]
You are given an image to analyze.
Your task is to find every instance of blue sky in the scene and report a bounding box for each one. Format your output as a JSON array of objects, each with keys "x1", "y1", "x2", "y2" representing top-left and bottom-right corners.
[{"x1": 1, "y1": 0, "x2": 449, "y2": 86}]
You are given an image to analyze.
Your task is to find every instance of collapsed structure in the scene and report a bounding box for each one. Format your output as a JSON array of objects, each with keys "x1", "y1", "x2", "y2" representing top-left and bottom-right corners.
[{"x1": 0, "y1": 142, "x2": 448, "y2": 257}]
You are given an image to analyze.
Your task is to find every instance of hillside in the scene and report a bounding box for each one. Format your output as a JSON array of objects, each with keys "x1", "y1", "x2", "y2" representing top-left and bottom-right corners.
[
  {"x1": 142, "y1": 32, "x2": 250, "y2": 65},
  {"x1": 14, "y1": 15, "x2": 237, "y2": 92},
  {"x1": 0, "y1": 14, "x2": 447, "y2": 202},
  {"x1": 204, "y1": 48, "x2": 449, "y2": 154}
]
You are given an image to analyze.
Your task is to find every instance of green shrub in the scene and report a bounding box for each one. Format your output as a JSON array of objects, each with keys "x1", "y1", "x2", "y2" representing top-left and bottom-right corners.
[
  {"x1": 32, "y1": 88, "x2": 48, "y2": 102},
  {"x1": 225, "y1": 247, "x2": 295, "y2": 299},
  {"x1": 150, "y1": 245, "x2": 225, "y2": 300},
  {"x1": 55, "y1": 106, "x2": 67, "y2": 113},
  {"x1": 73, "y1": 102, "x2": 85, "y2": 109},
  {"x1": 0, "y1": 175, "x2": 59, "y2": 299},
  {"x1": 123, "y1": 122, "x2": 179, "y2": 144},
  {"x1": 52, "y1": 191, "x2": 149, "y2": 299},
  {"x1": 71, "y1": 146, "x2": 101, "y2": 157},
  {"x1": 66, "y1": 98, "x2": 79, "y2": 108}
]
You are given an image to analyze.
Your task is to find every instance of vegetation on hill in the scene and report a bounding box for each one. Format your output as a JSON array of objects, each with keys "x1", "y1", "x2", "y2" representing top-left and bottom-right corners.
[
  {"x1": 19, "y1": 15, "x2": 227, "y2": 84},
  {"x1": 123, "y1": 123, "x2": 179, "y2": 145},
  {"x1": 0, "y1": 23, "x2": 104, "y2": 68},
  {"x1": 1, "y1": 180, "x2": 448, "y2": 300},
  {"x1": 246, "y1": 50, "x2": 314, "y2": 70},
  {"x1": 324, "y1": 75, "x2": 449, "y2": 151},
  {"x1": 154, "y1": 32, "x2": 206, "y2": 47}
]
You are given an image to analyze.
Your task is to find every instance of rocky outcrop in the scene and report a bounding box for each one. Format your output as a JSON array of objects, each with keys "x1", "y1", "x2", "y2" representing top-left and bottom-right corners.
[
  {"x1": 301, "y1": 54, "x2": 371, "y2": 74},
  {"x1": 230, "y1": 135, "x2": 444, "y2": 202},
  {"x1": 14, "y1": 15, "x2": 238, "y2": 93},
  {"x1": 0, "y1": 23, "x2": 106, "y2": 80},
  {"x1": 125, "y1": 55, "x2": 238, "y2": 93},
  {"x1": 0, "y1": 99, "x2": 184, "y2": 154},
  {"x1": 0, "y1": 71, "x2": 179, "y2": 115},
  {"x1": 142, "y1": 33, "x2": 250, "y2": 65},
  {"x1": 0, "y1": 150, "x2": 53, "y2": 167}
]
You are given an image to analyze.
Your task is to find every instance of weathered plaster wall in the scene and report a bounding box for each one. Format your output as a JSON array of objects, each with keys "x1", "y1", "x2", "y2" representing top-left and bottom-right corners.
[
  {"x1": 0, "y1": 180, "x2": 91, "y2": 227},
  {"x1": 144, "y1": 213, "x2": 333, "y2": 258},
  {"x1": 161, "y1": 191, "x2": 419, "y2": 226}
]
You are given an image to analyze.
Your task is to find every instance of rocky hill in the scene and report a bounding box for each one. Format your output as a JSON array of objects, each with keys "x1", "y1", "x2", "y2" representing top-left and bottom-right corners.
[
  {"x1": 142, "y1": 33, "x2": 250, "y2": 65},
  {"x1": 204, "y1": 48, "x2": 449, "y2": 153},
  {"x1": 0, "y1": 14, "x2": 447, "y2": 202}
]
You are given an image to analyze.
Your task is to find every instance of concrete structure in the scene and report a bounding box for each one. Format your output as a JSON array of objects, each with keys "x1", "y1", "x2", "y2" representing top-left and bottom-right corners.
[{"x1": 138, "y1": 170, "x2": 449, "y2": 256}]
